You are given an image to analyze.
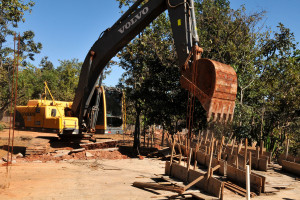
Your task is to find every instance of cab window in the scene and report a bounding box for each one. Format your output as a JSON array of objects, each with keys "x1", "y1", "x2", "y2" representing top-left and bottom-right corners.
[{"x1": 51, "y1": 109, "x2": 57, "y2": 117}]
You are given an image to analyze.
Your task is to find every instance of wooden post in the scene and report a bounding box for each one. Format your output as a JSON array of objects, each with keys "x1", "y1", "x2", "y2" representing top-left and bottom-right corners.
[
  {"x1": 147, "y1": 127, "x2": 150, "y2": 148},
  {"x1": 260, "y1": 140, "x2": 264, "y2": 157},
  {"x1": 177, "y1": 143, "x2": 182, "y2": 155},
  {"x1": 230, "y1": 137, "x2": 236, "y2": 155},
  {"x1": 238, "y1": 140, "x2": 243, "y2": 152},
  {"x1": 236, "y1": 144, "x2": 239, "y2": 169},
  {"x1": 214, "y1": 140, "x2": 219, "y2": 156},
  {"x1": 219, "y1": 136, "x2": 225, "y2": 160},
  {"x1": 204, "y1": 130, "x2": 208, "y2": 144},
  {"x1": 179, "y1": 154, "x2": 182, "y2": 164},
  {"x1": 194, "y1": 144, "x2": 199, "y2": 170},
  {"x1": 170, "y1": 140, "x2": 176, "y2": 165},
  {"x1": 151, "y1": 126, "x2": 154, "y2": 148},
  {"x1": 143, "y1": 128, "x2": 146, "y2": 147},
  {"x1": 256, "y1": 146, "x2": 260, "y2": 168},
  {"x1": 208, "y1": 138, "x2": 215, "y2": 176},
  {"x1": 244, "y1": 138, "x2": 248, "y2": 169},
  {"x1": 256, "y1": 146, "x2": 260, "y2": 159},
  {"x1": 249, "y1": 152, "x2": 252, "y2": 173},
  {"x1": 153, "y1": 124, "x2": 156, "y2": 146},
  {"x1": 187, "y1": 148, "x2": 192, "y2": 170}
]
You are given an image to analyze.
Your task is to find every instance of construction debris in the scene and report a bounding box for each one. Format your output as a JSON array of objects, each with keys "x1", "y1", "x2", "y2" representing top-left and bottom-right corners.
[{"x1": 133, "y1": 182, "x2": 185, "y2": 194}]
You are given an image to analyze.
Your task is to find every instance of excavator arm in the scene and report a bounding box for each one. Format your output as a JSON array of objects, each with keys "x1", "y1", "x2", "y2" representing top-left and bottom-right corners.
[{"x1": 72, "y1": 0, "x2": 237, "y2": 133}]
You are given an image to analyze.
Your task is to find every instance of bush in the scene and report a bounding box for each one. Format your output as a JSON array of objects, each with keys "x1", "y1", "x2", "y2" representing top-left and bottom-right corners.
[{"x1": 0, "y1": 124, "x2": 5, "y2": 131}]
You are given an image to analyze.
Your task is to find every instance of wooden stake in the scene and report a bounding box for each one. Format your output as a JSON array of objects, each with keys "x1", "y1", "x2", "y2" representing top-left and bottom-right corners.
[
  {"x1": 236, "y1": 145, "x2": 239, "y2": 169},
  {"x1": 249, "y1": 152, "x2": 252, "y2": 173},
  {"x1": 204, "y1": 130, "x2": 208, "y2": 144},
  {"x1": 256, "y1": 146, "x2": 260, "y2": 160},
  {"x1": 170, "y1": 140, "x2": 176, "y2": 165},
  {"x1": 178, "y1": 134, "x2": 182, "y2": 145},
  {"x1": 219, "y1": 136, "x2": 225, "y2": 160},
  {"x1": 230, "y1": 137, "x2": 236, "y2": 155},
  {"x1": 194, "y1": 144, "x2": 199, "y2": 170},
  {"x1": 187, "y1": 148, "x2": 192, "y2": 170},
  {"x1": 208, "y1": 138, "x2": 215, "y2": 175},
  {"x1": 179, "y1": 154, "x2": 182, "y2": 164},
  {"x1": 260, "y1": 140, "x2": 264, "y2": 156}
]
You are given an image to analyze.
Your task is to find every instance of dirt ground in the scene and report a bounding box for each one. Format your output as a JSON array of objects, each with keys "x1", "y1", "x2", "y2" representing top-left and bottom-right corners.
[
  {"x1": 0, "y1": 159, "x2": 168, "y2": 200},
  {"x1": 0, "y1": 127, "x2": 300, "y2": 200}
]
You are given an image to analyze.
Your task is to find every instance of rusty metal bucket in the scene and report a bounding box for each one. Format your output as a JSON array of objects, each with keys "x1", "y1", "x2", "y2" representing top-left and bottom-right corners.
[{"x1": 180, "y1": 58, "x2": 237, "y2": 122}]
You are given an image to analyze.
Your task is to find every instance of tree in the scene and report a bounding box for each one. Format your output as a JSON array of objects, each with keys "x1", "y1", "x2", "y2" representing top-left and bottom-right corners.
[
  {"x1": 116, "y1": 0, "x2": 299, "y2": 157},
  {"x1": 251, "y1": 24, "x2": 299, "y2": 154},
  {"x1": 0, "y1": 0, "x2": 42, "y2": 119},
  {"x1": 54, "y1": 59, "x2": 82, "y2": 101}
]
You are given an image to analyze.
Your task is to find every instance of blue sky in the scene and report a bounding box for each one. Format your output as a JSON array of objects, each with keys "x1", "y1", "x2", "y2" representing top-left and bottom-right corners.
[{"x1": 16, "y1": 0, "x2": 299, "y2": 86}]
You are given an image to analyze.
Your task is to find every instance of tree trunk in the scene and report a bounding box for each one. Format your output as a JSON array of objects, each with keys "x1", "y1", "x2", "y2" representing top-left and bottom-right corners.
[
  {"x1": 161, "y1": 125, "x2": 165, "y2": 147},
  {"x1": 133, "y1": 107, "x2": 141, "y2": 152}
]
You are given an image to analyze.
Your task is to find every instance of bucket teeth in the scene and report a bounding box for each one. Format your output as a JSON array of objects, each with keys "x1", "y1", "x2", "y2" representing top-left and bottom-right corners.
[{"x1": 180, "y1": 58, "x2": 237, "y2": 124}]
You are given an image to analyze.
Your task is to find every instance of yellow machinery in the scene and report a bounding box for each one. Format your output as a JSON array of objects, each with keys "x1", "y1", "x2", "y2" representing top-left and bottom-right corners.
[
  {"x1": 15, "y1": 82, "x2": 79, "y2": 135},
  {"x1": 15, "y1": 83, "x2": 124, "y2": 136}
]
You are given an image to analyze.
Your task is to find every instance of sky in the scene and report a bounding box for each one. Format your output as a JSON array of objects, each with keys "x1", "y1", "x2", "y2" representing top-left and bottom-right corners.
[{"x1": 16, "y1": 0, "x2": 300, "y2": 86}]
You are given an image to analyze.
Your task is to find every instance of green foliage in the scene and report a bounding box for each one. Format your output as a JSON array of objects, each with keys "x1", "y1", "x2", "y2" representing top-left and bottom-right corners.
[
  {"x1": 116, "y1": 0, "x2": 299, "y2": 156},
  {"x1": 118, "y1": 12, "x2": 188, "y2": 133},
  {"x1": 17, "y1": 59, "x2": 82, "y2": 105},
  {"x1": 0, "y1": 123, "x2": 5, "y2": 131},
  {"x1": 0, "y1": 0, "x2": 42, "y2": 118},
  {"x1": 54, "y1": 59, "x2": 82, "y2": 101}
]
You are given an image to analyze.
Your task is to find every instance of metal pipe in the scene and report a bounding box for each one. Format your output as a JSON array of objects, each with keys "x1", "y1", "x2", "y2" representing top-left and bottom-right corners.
[
  {"x1": 246, "y1": 165, "x2": 251, "y2": 200},
  {"x1": 189, "y1": 0, "x2": 199, "y2": 44}
]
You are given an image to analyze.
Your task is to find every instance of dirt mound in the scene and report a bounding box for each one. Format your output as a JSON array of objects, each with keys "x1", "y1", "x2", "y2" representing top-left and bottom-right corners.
[{"x1": 19, "y1": 150, "x2": 128, "y2": 163}]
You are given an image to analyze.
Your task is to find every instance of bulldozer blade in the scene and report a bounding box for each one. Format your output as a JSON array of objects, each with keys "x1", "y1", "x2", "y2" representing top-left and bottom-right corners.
[{"x1": 180, "y1": 58, "x2": 237, "y2": 122}]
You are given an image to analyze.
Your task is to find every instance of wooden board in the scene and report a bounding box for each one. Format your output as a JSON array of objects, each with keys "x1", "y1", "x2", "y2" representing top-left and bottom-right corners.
[
  {"x1": 282, "y1": 160, "x2": 300, "y2": 176},
  {"x1": 227, "y1": 164, "x2": 262, "y2": 194},
  {"x1": 188, "y1": 169, "x2": 223, "y2": 199},
  {"x1": 165, "y1": 161, "x2": 171, "y2": 175},
  {"x1": 171, "y1": 163, "x2": 188, "y2": 182},
  {"x1": 196, "y1": 151, "x2": 206, "y2": 166}
]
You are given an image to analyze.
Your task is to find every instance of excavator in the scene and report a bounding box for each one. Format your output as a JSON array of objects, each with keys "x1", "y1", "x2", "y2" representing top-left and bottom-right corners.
[{"x1": 16, "y1": 0, "x2": 237, "y2": 137}]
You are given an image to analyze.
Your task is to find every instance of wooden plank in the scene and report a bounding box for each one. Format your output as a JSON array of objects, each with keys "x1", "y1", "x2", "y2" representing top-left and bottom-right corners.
[
  {"x1": 165, "y1": 161, "x2": 171, "y2": 175},
  {"x1": 184, "y1": 165, "x2": 220, "y2": 191},
  {"x1": 227, "y1": 164, "x2": 262, "y2": 194},
  {"x1": 282, "y1": 160, "x2": 300, "y2": 176},
  {"x1": 196, "y1": 151, "x2": 206, "y2": 166},
  {"x1": 224, "y1": 181, "x2": 256, "y2": 198},
  {"x1": 258, "y1": 158, "x2": 268, "y2": 171},
  {"x1": 188, "y1": 169, "x2": 223, "y2": 199},
  {"x1": 251, "y1": 172, "x2": 266, "y2": 193},
  {"x1": 171, "y1": 163, "x2": 188, "y2": 182},
  {"x1": 133, "y1": 182, "x2": 184, "y2": 194}
]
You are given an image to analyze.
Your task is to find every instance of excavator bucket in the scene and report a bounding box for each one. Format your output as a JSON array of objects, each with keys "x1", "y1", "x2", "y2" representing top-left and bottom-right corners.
[{"x1": 180, "y1": 58, "x2": 237, "y2": 122}]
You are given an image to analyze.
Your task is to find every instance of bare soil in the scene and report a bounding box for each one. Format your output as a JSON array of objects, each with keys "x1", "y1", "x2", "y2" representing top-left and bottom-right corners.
[{"x1": 0, "y1": 128, "x2": 299, "y2": 199}]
